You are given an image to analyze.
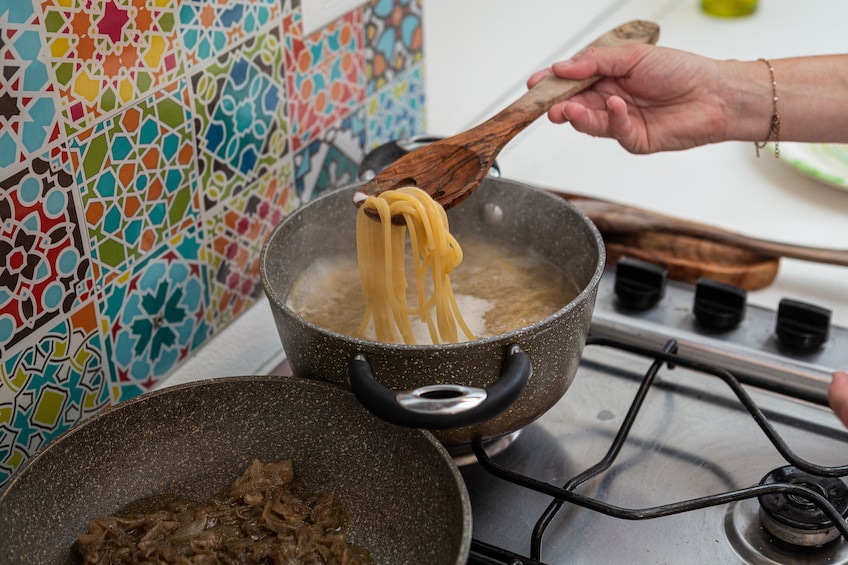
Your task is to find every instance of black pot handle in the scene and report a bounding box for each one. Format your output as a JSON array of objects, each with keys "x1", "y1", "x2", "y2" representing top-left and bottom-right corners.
[{"x1": 347, "y1": 344, "x2": 532, "y2": 429}]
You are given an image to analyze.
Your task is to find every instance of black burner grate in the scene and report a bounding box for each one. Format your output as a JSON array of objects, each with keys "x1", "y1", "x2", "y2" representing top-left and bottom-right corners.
[{"x1": 467, "y1": 335, "x2": 848, "y2": 564}]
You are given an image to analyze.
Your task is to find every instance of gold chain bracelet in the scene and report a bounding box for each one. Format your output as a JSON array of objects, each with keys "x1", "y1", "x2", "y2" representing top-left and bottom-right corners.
[{"x1": 755, "y1": 58, "x2": 781, "y2": 158}]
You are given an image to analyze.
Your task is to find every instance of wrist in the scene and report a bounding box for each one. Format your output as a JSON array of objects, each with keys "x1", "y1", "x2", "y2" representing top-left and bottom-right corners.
[{"x1": 716, "y1": 59, "x2": 777, "y2": 144}]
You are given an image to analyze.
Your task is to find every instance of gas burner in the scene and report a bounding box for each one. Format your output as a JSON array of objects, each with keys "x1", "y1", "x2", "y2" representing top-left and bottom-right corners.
[
  {"x1": 758, "y1": 466, "x2": 848, "y2": 547},
  {"x1": 725, "y1": 498, "x2": 848, "y2": 564},
  {"x1": 449, "y1": 430, "x2": 521, "y2": 466}
]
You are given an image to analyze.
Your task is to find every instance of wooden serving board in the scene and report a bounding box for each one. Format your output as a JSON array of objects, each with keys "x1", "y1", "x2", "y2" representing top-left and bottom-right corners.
[
  {"x1": 550, "y1": 191, "x2": 848, "y2": 290},
  {"x1": 603, "y1": 232, "x2": 779, "y2": 290}
]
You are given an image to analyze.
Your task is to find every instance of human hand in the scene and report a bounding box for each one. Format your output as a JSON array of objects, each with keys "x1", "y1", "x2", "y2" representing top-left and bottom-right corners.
[
  {"x1": 528, "y1": 44, "x2": 736, "y2": 154},
  {"x1": 830, "y1": 371, "x2": 848, "y2": 428}
]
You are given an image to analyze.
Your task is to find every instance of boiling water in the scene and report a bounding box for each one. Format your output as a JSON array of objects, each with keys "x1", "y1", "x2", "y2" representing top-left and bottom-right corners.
[{"x1": 286, "y1": 237, "x2": 579, "y2": 344}]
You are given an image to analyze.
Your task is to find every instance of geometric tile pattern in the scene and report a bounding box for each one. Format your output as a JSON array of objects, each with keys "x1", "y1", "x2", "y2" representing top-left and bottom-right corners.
[
  {"x1": 0, "y1": 154, "x2": 93, "y2": 358},
  {"x1": 40, "y1": 0, "x2": 184, "y2": 137},
  {"x1": 69, "y1": 80, "x2": 199, "y2": 288},
  {"x1": 284, "y1": 9, "x2": 366, "y2": 153},
  {"x1": 178, "y1": 0, "x2": 289, "y2": 68},
  {"x1": 364, "y1": 0, "x2": 423, "y2": 95},
  {"x1": 0, "y1": 300, "x2": 109, "y2": 485},
  {"x1": 0, "y1": 0, "x2": 427, "y2": 489},
  {"x1": 99, "y1": 223, "x2": 211, "y2": 402},
  {"x1": 366, "y1": 63, "x2": 426, "y2": 149},
  {"x1": 0, "y1": 3, "x2": 62, "y2": 169},
  {"x1": 191, "y1": 26, "x2": 289, "y2": 212},
  {"x1": 293, "y1": 107, "x2": 366, "y2": 202},
  {"x1": 205, "y1": 161, "x2": 298, "y2": 329}
]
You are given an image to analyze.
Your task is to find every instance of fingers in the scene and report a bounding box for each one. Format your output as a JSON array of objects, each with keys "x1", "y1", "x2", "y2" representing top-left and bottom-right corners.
[
  {"x1": 605, "y1": 95, "x2": 641, "y2": 153},
  {"x1": 560, "y1": 100, "x2": 602, "y2": 132},
  {"x1": 830, "y1": 371, "x2": 848, "y2": 427},
  {"x1": 547, "y1": 104, "x2": 569, "y2": 125},
  {"x1": 527, "y1": 68, "x2": 552, "y2": 89},
  {"x1": 554, "y1": 96, "x2": 643, "y2": 153}
]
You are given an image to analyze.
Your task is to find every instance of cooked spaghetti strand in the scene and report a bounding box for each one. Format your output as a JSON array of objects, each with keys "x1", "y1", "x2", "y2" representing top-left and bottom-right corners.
[{"x1": 356, "y1": 187, "x2": 474, "y2": 345}]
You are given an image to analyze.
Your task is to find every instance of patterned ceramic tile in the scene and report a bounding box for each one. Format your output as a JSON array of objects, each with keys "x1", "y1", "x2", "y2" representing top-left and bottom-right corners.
[
  {"x1": 0, "y1": 2, "x2": 62, "y2": 169},
  {"x1": 364, "y1": 0, "x2": 422, "y2": 95},
  {"x1": 99, "y1": 223, "x2": 211, "y2": 401},
  {"x1": 178, "y1": 0, "x2": 289, "y2": 68},
  {"x1": 284, "y1": 9, "x2": 366, "y2": 153},
  {"x1": 0, "y1": 0, "x2": 426, "y2": 491},
  {"x1": 40, "y1": 0, "x2": 184, "y2": 137},
  {"x1": 191, "y1": 26, "x2": 289, "y2": 213},
  {"x1": 294, "y1": 107, "x2": 366, "y2": 202},
  {"x1": 68, "y1": 79, "x2": 199, "y2": 288},
  {"x1": 0, "y1": 153, "x2": 93, "y2": 359},
  {"x1": 0, "y1": 300, "x2": 109, "y2": 485},
  {"x1": 205, "y1": 160, "x2": 298, "y2": 329},
  {"x1": 366, "y1": 63, "x2": 425, "y2": 149}
]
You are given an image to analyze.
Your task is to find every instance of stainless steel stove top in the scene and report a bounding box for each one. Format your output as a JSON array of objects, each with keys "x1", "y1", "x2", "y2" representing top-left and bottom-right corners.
[
  {"x1": 356, "y1": 141, "x2": 848, "y2": 563},
  {"x1": 462, "y1": 268, "x2": 848, "y2": 564}
]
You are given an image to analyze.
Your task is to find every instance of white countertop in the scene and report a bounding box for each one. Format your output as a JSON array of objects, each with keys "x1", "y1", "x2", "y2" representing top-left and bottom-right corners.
[
  {"x1": 425, "y1": 0, "x2": 848, "y2": 326},
  {"x1": 163, "y1": 0, "x2": 848, "y2": 386}
]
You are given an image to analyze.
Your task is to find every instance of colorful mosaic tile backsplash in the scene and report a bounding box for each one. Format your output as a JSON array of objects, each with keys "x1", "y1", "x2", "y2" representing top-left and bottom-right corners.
[{"x1": 0, "y1": 0, "x2": 425, "y2": 486}]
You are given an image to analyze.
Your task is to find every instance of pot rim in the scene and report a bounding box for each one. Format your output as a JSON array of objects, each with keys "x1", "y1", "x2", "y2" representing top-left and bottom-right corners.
[{"x1": 260, "y1": 179, "x2": 606, "y2": 351}]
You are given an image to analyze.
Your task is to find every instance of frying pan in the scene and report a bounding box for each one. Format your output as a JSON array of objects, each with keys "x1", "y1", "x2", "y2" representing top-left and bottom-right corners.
[{"x1": 0, "y1": 376, "x2": 471, "y2": 564}]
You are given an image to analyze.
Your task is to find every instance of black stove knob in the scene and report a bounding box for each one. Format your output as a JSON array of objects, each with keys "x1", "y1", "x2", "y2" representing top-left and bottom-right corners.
[
  {"x1": 775, "y1": 298, "x2": 831, "y2": 353},
  {"x1": 614, "y1": 257, "x2": 667, "y2": 310},
  {"x1": 693, "y1": 278, "x2": 747, "y2": 331}
]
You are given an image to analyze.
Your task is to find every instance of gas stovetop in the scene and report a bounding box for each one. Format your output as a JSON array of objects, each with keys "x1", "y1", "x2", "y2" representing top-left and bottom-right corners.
[
  {"x1": 463, "y1": 264, "x2": 848, "y2": 564},
  {"x1": 590, "y1": 258, "x2": 847, "y2": 405}
]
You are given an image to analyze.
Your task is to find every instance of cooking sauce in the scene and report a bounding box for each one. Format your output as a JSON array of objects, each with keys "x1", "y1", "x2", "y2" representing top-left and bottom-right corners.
[{"x1": 286, "y1": 236, "x2": 579, "y2": 344}]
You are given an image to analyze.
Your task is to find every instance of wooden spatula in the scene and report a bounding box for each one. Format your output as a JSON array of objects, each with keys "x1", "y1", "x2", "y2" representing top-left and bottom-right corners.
[{"x1": 353, "y1": 20, "x2": 660, "y2": 215}]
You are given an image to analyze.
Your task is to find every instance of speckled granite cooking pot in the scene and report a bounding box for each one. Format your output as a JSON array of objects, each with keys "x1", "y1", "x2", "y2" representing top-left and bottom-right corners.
[
  {"x1": 260, "y1": 178, "x2": 605, "y2": 448},
  {"x1": 0, "y1": 377, "x2": 471, "y2": 564}
]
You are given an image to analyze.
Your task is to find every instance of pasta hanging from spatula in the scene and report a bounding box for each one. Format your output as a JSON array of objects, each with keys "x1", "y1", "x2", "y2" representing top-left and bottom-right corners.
[{"x1": 355, "y1": 187, "x2": 475, "y2": 344}]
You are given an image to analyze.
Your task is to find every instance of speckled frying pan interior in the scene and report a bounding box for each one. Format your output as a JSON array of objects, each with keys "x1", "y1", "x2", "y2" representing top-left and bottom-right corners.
[{"x1": 0, "y1": 376, "x2": 471, "y2": 565}]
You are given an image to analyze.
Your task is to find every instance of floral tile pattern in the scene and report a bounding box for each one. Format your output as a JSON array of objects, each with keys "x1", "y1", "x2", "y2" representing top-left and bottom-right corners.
[
  {"x1": 205, "y1": 161, "x2": 298, "y2": 329},
  {"x1": 0, "y1": 3, "x2": 62, "y2": 169},
  {"x1": 99, "y1": 224, "x2": 211, "y2": 401},
  {"x1": 0, "y1": 154, "x2": 93, "y2": 358},
  {"x1": 364, "y1": 0, "x2": 423, "y2": 94},
  {"x1": 0, "y1": 300, "x2": 109, "y2": 485},
  {"x1": 40, "y1": 0, "x2": 184, "y2": 137},
  {"x1": 191, "y1": 26, "x2": 289, "y2": 212},
  {"x1": 68, "y1": 80, "x2": 199, "y2": 288},
  {"x1": 284, "y1": 9, "x2": 366, "y2": 153}
]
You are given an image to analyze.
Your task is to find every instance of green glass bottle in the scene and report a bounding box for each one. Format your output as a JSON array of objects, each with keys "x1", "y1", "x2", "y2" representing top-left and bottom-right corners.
[{"x1": 701, "y1": 0, "x2": 758, "y2": 17}]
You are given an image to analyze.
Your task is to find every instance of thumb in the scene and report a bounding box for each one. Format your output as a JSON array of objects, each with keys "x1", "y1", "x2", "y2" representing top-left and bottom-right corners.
[
  {"x1": 550, "y1": 58, "x2": 595, "y2": 81},
  {"x1": 551, "y1": 44, "x2": 650, "y2": 81}
]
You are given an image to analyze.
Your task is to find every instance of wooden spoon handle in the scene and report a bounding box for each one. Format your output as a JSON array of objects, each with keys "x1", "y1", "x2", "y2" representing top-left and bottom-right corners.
[
  {"x1": 459, "y1": 20, "x2": 660, "y2": 151},
  {"x1": 557, "y1": 191, "x2": 848, "y2": 267}
]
